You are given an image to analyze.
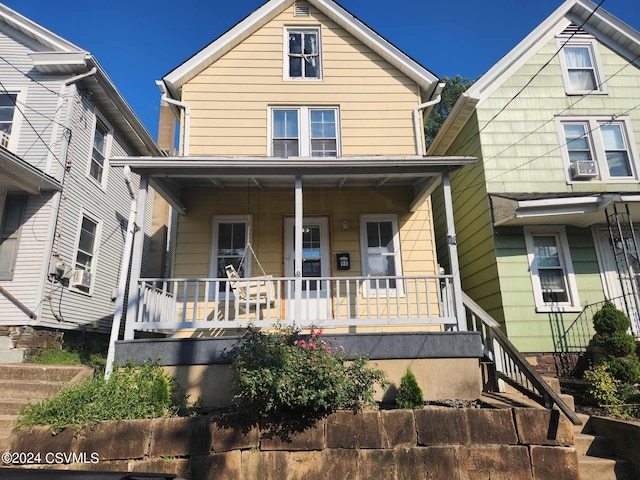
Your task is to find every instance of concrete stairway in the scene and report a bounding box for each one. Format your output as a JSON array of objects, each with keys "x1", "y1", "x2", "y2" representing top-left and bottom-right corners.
[
  {"x1": 0, "y1": 364, "x2": 93, "y2": 452},
  {"x1": 488, "y1": 376, "x2": 637, "y2": 479},
  {"x1": 573, "y1": 412, "x2": 636, "y2": 480}
]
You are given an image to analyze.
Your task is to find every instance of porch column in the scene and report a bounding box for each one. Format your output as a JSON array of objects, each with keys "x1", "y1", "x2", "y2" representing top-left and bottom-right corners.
[
  {"x1": 123, "y1": 174, "x2": 149, "y2": 340},
  {"x1": 294, "y1": 176, "x2": 303, "y2": 323},
  {"x1": 442, "y1": 172, "x2": 466, "y2": 331}
]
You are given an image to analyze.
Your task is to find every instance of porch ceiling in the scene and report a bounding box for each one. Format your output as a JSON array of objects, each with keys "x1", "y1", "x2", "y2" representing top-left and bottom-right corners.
[
  {"x1": 491, "y1": 193, "x2": 640, "y2": 228},
  {"x1": 112, "y1": 155, "x2": 475, "y2": 213},
  {"x1": 0, "y1": 148, "x2": 61, "y2": 194}
]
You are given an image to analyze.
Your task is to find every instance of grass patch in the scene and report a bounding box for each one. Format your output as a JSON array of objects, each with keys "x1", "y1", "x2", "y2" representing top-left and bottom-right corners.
[
  {"x1": 18, "y1": 361, "x2": 188, "y2": 433},
  {"x1": 29, "y1": 343, "x2": 107, "y2": 373}
]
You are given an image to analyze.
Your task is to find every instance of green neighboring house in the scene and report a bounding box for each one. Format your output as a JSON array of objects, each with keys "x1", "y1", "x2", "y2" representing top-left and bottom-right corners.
[{"x1": 429, "y1": 0, "x2": 640, "y2": 356}]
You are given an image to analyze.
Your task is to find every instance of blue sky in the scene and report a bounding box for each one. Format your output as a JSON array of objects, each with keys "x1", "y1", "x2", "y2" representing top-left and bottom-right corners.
[{"x1": 3, "y1": 0, "x2": 639, "y2": 139}]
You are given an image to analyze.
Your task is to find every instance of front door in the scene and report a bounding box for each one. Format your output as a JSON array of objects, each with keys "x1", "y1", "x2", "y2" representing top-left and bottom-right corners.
[{"x1": 284, "y1": 217, "x2": 331, "y2": 322}]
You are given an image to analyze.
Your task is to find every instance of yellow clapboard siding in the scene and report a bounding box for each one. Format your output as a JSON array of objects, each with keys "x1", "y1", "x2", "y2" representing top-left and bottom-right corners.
[{"x1": 180, "y1": 4, "x2": 421, "y2": 157}]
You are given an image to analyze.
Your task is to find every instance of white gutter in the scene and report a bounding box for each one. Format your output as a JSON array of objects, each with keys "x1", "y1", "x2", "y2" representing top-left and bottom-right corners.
[
  {"x1": 156, "y1": 80, "x2": 190, "y2": 156},
  {"x1": 105, "y1": 165, "x2": 137, "y2": 379},
  {"x1": 64, "y1": 66, "x2": 97, "y2": 85},
  {"x1": 413, "y1": 82, "x2": 445, "y2": 155}
]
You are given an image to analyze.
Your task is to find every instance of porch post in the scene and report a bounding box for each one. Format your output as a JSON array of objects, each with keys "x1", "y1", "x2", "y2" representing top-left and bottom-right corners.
[
  {"x1": 294, "y1": 176, "x2": 303, "y2": 323},
  {"x1": 106, "y1": 166, "x2": 138, "y2": 378},
  {"x1": 123, "y1": 174, "x2": 149, "y2": 340},
  {"x1": 442, "y1": 172, "x2": 466, "y2": 331}
]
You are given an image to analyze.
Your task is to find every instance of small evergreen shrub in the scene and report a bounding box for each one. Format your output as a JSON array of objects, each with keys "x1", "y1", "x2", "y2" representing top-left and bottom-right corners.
[
  {"x1": 593, "y1": 301, "x2": 630, "y2": 336},
  {"x1": 604, "y1": 355, "x2": 640, "y2": 384},
  {"x1": 596, "y1": 331, "x2": 636, "y2": 358},
  {"x1": 395, "y1": 368, "x2": 424, "y2": 409},
  {"x1": 18, "y1": 361, "x2": 187, "y2": 433},
  {"x1": 232, "y1": 326, "x2": 388, "y2": 419}
]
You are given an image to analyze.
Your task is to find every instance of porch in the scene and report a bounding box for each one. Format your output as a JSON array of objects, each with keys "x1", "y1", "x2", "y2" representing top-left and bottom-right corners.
[{"x1": 128, "y1": 273, "x2": 457, "y2": 336}]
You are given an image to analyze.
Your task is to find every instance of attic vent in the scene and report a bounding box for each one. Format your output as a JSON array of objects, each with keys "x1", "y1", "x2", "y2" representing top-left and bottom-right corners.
[
  {"x1": 294, "y1": 3, "x2": 310, "y2": 16},
  {"x1": 560, "y1": 23, "x2": 591, "y2": 37}
]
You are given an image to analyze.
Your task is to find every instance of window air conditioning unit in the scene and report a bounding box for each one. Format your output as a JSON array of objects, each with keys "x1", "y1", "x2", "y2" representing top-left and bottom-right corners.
[
  {"x1": 570, "y1": 160, "x2": 598, "y2": 179},
  {"x1": 71, "y1": 269, "x2": 92, "y2": 289}
]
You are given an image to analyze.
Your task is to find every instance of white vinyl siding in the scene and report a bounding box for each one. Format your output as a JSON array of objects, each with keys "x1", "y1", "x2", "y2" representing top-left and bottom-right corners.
[
  {"x1": 558, "y1": 117, "x2": 638, "y2": 182},
  {"x1": 524, "y1": 227, "x2": 580, "y2": 312},
  {"x1": 0, "y1": 195, "x2": 27, "y2": 280}
]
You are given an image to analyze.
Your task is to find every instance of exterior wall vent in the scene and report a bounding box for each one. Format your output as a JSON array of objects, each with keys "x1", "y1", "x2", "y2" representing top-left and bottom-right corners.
[
  {"x1": 294, "y1": 3, "x2": 310, "y2": 16},
  {"x1": 559, "y1": 23, "x2": 591, "y2": 37}
]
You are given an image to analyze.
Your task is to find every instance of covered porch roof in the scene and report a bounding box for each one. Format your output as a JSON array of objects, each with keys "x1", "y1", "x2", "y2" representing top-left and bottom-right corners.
[
  {"x1": 0, "y1": 147, "x2": 61, "y2": 194},
  {"x1": 491, "y1": 192, "x2": 640, "y2": 228},
  {"x1": 111, "y1": 155, "x2": 476, "y2": 215}
]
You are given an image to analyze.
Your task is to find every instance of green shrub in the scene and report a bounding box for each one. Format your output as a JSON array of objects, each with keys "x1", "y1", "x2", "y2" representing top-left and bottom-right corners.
[
  {"x1": 583, "y1": 363, "x2": 622, "y2": 416},
  {"x1": 602, "y1": 355, "x2": 640, "y2": 384},
  {"x1": 232, "y1": 326, "x2": 388, "y2": 419},
  {"x1": 395, "y1": 368, "x2": 424, "y2": 409},
  {"x1": 18, "y1": 361, "x2": 187, "y2": 433},
  {"x1": 596, "y1": 331, "x2": 637, "y2": 358},
  {"x1": 593, "y1": 301, "x2": 631, "y2": 336}
]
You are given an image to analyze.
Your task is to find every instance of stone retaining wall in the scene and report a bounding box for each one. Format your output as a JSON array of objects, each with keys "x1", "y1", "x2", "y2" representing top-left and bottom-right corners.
[
  {"x1": 589, "y1": 416, "x2": 640, "y2": 476},
  {"x1": 7, "y1": 408, "x2": 580, "y2": 479}
]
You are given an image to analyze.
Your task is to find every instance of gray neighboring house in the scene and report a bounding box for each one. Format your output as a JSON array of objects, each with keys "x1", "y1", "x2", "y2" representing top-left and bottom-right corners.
[{"x1": 0, "y1": 3, "x2": 163, "y2": 343}]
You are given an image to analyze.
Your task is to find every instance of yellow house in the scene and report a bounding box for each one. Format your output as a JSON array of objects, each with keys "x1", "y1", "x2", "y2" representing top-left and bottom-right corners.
[
  {"x1": 111, "y1": 0, "x2": 475, "y2": 337},
  {"x1": 105, "y1": 1, "x2": 582, "y2": 419}
]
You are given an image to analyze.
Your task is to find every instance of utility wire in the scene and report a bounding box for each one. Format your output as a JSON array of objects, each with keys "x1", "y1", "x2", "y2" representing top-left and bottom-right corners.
[{"x1": 449, "y1": 0, "x2": 606, "y2": 156}]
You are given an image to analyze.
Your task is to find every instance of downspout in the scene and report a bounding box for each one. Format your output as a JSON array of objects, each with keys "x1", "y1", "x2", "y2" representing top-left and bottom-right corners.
[
  {"x1": 413, "y1": 82, "x2": 445, "y2": 155},
  {"x1": 105, "y1": 165, "x2": 137, "y2": 379},
  {"x1": 156, "y1": 80, "x2": 190, "y2": 156}
]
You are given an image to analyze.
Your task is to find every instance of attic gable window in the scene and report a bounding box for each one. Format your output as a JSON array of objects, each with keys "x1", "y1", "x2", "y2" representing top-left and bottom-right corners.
[
  {"x1": 557, "y1": 40, "x2": 606, "y2": 95},
  {"x1": 285, "y1": 27, "x2": 322, "y2": 80}
]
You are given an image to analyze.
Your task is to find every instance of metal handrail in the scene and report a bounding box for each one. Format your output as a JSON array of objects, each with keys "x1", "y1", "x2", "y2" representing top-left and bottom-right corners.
[{"x1": 463, "y1": 292, "x2": 582, "y2": 425}]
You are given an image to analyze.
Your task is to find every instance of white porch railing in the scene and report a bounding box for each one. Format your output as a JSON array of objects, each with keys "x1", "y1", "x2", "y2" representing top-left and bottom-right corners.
[{"x1": 126, "y1": 274, "x2": 458, "y2": 337}]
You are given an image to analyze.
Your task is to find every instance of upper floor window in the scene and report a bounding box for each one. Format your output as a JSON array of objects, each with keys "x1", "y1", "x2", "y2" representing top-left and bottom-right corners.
[
  {"x1": 270, "y1": 106, "x2": 339, "y2": 157},
  {"x1": 285, "y1": 27, "x2": 322, "y2": 80},
  {"x1": 559, "y1": 117, "x2": 637, "y2": 182},
  {"x1": 0, "y1": 195, "x2": 27, "y2": 281},
  {"x1": 524, "y1": 227, "x2": 580, "y2": 312},
  {"x1": 0, "y1": 91, "x2": 25, "y2": 152},
  {"x1": 89, "y1": 115, "x2": 112, "y2": 187},
  {"x1": 558, "y1": 41, "x2": 606, "y2": 95},
  {"x1": 71, "y1": 213, "x2": 99, "y2": 292}
]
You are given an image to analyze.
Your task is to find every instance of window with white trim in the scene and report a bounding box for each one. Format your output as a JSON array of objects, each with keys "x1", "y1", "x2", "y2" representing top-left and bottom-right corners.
[
  {"x1": 0, "y1": 195, "x2": 27, "y2": 281},
  {"x1": 0, "y1": 90, "x2": 25, "y2": 152},
  {"x1": 559, "y1": 117, "x2": 637, "y2": 182},
  {"x1": 558, "y1": 41, "x2": 606, "y2": 95},
  {"x1": 524, "y1": 227, "x2": 580, "y2": 311},
  {"x1": 210, "y1": 216, "x2": 250, "y2": 294},
  {"x1": 271, "y1": 107, "x2": 339, "y2": 157},
  {"x1": 360, "y1": 214, "x2": 403, "y2": 292},
  {"x1": 285, "y1": 27, "x2": 321, "y2": 80},
  {"x1": 72, "y1": 214, "x2": 99, "y2": 292},
  {"x1": 89, "y1": 114, "x2": 111, "y2": 186}
]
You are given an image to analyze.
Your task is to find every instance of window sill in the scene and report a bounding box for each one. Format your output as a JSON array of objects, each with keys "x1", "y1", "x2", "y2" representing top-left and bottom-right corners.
[{"x1": 535, "y1": 305, "x2": 582, "y2": 314}]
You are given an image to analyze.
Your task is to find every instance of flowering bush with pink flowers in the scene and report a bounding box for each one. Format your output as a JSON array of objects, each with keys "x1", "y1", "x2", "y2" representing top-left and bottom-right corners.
[{"x1": 232, "y1": 326, "x2": 387, "y2": 419}]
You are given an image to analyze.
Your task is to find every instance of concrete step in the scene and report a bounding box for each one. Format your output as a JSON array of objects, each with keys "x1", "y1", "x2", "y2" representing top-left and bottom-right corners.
[
  {"x1": 0, "y1": 364, "x2": 92, "y2": 382},
  {"x1": 0, "y1": 431, "x2": 10, "y2": 452},
  {"x1": 577, "y1": 455, "x2": 637, "y2": 480},
  {"x1": 574, "y1": 433, "x2": 614, "y2": 457},
  {"x1": 0, "y1": 336, "x2": 13, "y2": 349},
  {"x1": 0, "y1": 379, "x2": 69, "y2": 401},
  {"x1": 0, "y1": 349, "x2": 24, "y2": 364},
  {"x1": 573, "y1": 413, "x2": 592, "y2": 434},
  {"x1": 0, "y1": 415, "x2": 16, "y2": 431},
  {"x1": 0, "y1": 399, "x2": 29, "y2": 416},
  {"x1": 541, "y1": 376, "x2": 561, "y2": 394}
]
